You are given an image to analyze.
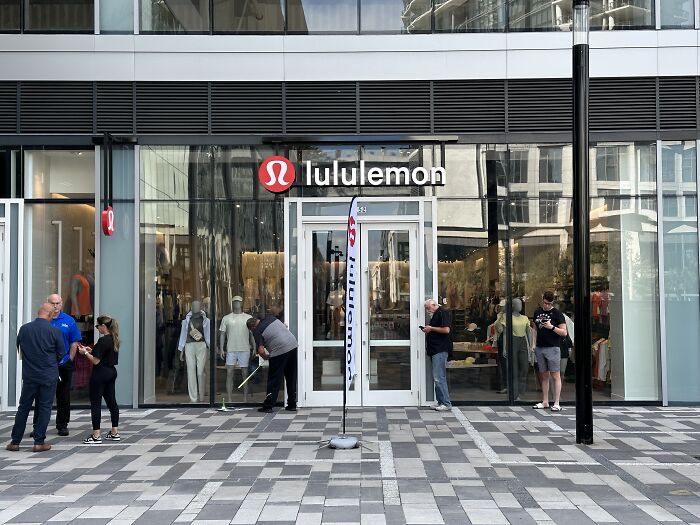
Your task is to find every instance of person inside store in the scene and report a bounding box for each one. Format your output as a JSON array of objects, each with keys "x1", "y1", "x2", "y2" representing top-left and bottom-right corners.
[
  {"x1": 219, "y1": 296, "x2": 255, "y2": 402},
  {"x1": 532, "y1": 291, "x2": 567, "y2": 412},
  {"x1": 7, "y1": 303, "x2": 64, "y2": 452},
  {"x1": 246, "y1": 316, "x2": 298, "y2": 413},
  {"x1": 30, "y1": 294, "x2": 82, "y2": 437},
  {"x1": 80, "y1": 315, "x2": 120, "y2": 445},
  {"x1": 422, "y1": 299, "x2": 452, "y2": 412}
]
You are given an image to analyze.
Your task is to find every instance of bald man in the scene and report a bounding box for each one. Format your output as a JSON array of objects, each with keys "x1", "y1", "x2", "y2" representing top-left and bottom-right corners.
[{"x1": 7, "y1": 304, "x2": 64, "y2": 452}]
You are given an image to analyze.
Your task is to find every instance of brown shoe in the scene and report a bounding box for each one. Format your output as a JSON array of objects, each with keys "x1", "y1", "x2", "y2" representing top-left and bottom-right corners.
[
  {"x1": 5, "y1": 443, "x2": 19, "y2": 452},
  {"x1": 32, "y1": 443, "x2": 51, "y2": 452}
]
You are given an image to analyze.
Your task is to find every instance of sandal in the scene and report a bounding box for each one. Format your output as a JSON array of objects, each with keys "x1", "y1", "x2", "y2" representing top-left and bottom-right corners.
[
  {"x1": 532, "y1": 402, "x2": 549, "y2": 409},
  {"x1": 550, "y1": 405, "x2": 562, "y2": 412}
]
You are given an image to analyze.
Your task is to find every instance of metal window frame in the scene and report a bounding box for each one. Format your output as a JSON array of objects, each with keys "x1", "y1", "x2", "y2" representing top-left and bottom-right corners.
[{"x1": 656, "y1": 140, "x2": 668, "y2": 406}]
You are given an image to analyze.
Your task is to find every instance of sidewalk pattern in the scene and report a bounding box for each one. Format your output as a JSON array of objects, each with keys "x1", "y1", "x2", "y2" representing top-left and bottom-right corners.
[{"x1": 0, "y1": 406, "x2": 699, "y2": 524}]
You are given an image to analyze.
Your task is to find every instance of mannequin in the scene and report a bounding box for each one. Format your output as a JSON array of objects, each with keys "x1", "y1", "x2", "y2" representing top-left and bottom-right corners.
[
  {"x1": 219, "y1": 296, "x2": 255, "y2": 402},
  {"x1": 510, "y1": 298, "x2": 532, "y2": 400},
  {"x1": 178, "y1": 300, "x2": 211, "y2": 402},
  {"x1": 326, "y1": 283, "x2": 345, "y2": 339}
]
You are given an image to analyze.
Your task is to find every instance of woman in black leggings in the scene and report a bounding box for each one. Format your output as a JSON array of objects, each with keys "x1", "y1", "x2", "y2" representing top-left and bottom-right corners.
[{"x1": 79, "y1": 315, "x2": 120, "y2": 445}]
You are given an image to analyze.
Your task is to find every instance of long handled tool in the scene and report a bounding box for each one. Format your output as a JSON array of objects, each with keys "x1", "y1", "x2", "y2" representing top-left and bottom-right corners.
[{"x1": 238, "y1": 364, "x2": 262, "y2": 389}]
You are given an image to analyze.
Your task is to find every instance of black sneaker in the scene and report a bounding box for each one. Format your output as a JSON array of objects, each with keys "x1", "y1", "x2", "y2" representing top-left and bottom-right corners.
[
  {"x1": 105, "y1": 431, "x2": 121, "y2": 442},
  {"x1": 57, "y1": 428, "x2": 69, "y2": 437},
  {"x1": 257, "y1": 407, "x2": 273, "y2": 413},
  {"x1": 285, "y1": 406, "x2": 297, "y2": 412},
  {"x1": 83, "y1": 434, "x2": 102, "y2": 445}
]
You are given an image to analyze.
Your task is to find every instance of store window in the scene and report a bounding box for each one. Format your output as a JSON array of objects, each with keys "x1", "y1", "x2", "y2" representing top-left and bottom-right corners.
[
  {"x1": 508, "y1": 0, "x2": 573, "y2": 31},
  {"x1": 435, "y1": 0, "x2": 505, "y2": 32},
  {"x1": 590, "y1": 0, "x2": 654, "y2": 29},
  {"x1": 0, "y1": 0, "x2": 20, "y2": 31},
  {"x1": 141, "y1": 0, "x2": 209, "y2": 32},
  {"x1": 287, "y1": 0, "x2": 358, "y2": 33},
  {"x1": 661, "y1": 141, "x2": 700, "y2": 402},
  {"x1": 100, "y1": 0, "x2": 133, "y2": 32},
  {"x1": 361, "y1": 0, "x2": 431, "y2": 32},
  {"x1": 24, "y1": 149, "x2": 96, "y2": 405},
  {"x1": 140, "y1": 145, "x2": 211, "y2": 200},
  {"x1": 660, "y1": 0, "x2": 694, "y2": 28},
  {"x1": 213, "y1": 0, "x2": 285, "y2": 32},
  {"x1": 26, "y1": 0, "x2": 94, "y2": 31}
]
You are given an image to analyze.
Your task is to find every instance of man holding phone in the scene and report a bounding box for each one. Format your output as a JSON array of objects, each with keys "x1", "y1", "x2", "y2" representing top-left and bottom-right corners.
[{"x1": 422, "y1": 299, "x2": 452, "y2": 412}]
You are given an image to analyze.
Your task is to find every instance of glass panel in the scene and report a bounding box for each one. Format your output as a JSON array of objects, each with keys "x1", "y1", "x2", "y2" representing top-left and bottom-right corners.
[
  {"x1": 287, "y1": 0, "x2": 358, "y2": 33},
  {"x1": 508, "y1": 0, "x2": 573, "y2": 31},
  {"x1": 437, "y1": 199, "x2": 506, "y2": 402},
  {"x1": 139, "y1": 201, "x2": 212, "y2": 404},
  {"x1": 299, "y1": 146, "x2": 360, "y2": 197},
  {"x1": 361, "y1": 145, "x2": 423, "y2": 197},
  {"x1": 25, "y1": 203, "x2": 96, "y2": 404},
  {"x1": 435, "y1": 0, "x2": 505, "y2": 32},
  {"x1": 437, "y1": 144, "x2": 506, "y2": 199},
  {"x1": 591, "y1": 142, "x2": 656, "y2": 197},
  {"x1": 508, "y1": 144, "x2": 572, "y2": 197},
  {"x1": 303, "y1": 202, "x2": 350, "y2": 216},
  {"x1": 100, "y1": 0, "x2": 133, "y2": 32},
  {"x1": 24, "y1": 150, "x2": 95, "y2": 199},
  {"x1": 26, "y1": 0, "x2": 94, "y2": 31},
  {"x1": 360, "y1": 0, "x2": 431, "y2": 33},
  {"x1": 369, "y1": 346, "x2": 411, "y2": 389},
  {"x1": 213, "y1": 0, "x2": 285, "y2": 32},
  {"x1": 288, "y1": 202, "x2": 298, "y2": 338},
  {"x1": 313, "y1": 346, "x2": 345, "y2": 390},
  {"x1": 661, "y1": 0, "x2": 694, "y2": 28},
  {"x1": 140, "y1": 146, "x2": 212, "y2": 200},
  {"x1": 590, "y1": 0, "x2": 654, "y2": 29},
  {"x1": 0, "y1": 0, "x2": 20, "y2": 30},
  {"x1": 214, "y1": 145, "x2": 277, "y2": 200},
  {"x1": 140, "y1": 0, "x2": 209, "y2": 32},
  {"x1": 9, "y1": 204, "x2": 19, "y2": 406},
  {"x1": 662, "y1": 141, "x2": 700, "y2": 402}
]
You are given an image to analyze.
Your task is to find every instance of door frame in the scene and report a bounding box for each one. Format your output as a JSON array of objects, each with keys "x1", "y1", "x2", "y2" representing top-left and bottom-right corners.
[{"x1": 288, "y1": 196, "x2": 437, "y2": 408}]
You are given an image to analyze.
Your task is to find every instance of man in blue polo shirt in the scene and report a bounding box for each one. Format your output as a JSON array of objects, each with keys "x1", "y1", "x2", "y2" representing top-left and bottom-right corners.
[{"x1": 32, "y1": 294, "x2": 81, "y2": 436}]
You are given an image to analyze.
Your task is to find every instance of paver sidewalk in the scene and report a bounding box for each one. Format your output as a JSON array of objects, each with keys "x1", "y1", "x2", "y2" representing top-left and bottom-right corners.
[{"x1": 0, "y1": 406, "x2": 699, "y2": 524}]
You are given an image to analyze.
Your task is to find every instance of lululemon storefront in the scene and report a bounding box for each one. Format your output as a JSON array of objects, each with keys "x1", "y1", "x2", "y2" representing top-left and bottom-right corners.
[{"x1": 4, "y1": 136, "x2": 699, "y2": 410}]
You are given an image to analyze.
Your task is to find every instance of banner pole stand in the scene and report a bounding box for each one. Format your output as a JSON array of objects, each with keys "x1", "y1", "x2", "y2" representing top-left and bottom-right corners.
[{"x1": 325, "y1": 196, "x2": 360, "y2": 450}]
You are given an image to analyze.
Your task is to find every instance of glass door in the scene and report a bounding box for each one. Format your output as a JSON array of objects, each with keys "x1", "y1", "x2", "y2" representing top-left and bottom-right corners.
[{"x1": 361, "y1": 223, "x2": 419, "y2": 406}]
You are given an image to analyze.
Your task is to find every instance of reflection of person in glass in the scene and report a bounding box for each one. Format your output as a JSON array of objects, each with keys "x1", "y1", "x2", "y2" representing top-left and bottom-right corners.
[
  {"x1": 422, "y1": 299, "x2": 452, "y2": 412},
  {"x1": 246, "y1": 316, "x2": 298, "y2": 414},
  {"x1": 532, "y1": 291, "x2": 567, "y2": 412},
  {"x1": 177, "y1": 301, "x2": 211, "y2": 403},
  {"x1": 219, "y1": 296, "x2": 255, "y2": 402}
]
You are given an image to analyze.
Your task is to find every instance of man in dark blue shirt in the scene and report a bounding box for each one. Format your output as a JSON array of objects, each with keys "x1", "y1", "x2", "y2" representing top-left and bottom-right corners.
[
  {"x1": 6, "y1": 303, "x2": 64, "y2": 452},
  {"x1": 31, "y1": 294, "x2": 82, "y2": 436}
]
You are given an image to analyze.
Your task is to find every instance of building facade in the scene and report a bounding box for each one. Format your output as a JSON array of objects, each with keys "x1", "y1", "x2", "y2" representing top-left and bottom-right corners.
[{"x1": 0, "y1": 0, "x2": 699, "y2": 409}]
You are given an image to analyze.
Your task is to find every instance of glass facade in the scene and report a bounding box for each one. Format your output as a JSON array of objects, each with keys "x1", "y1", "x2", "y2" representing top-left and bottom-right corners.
[
  {"x1": 661, "y1": 0, "x2": 694, "y2": 28},
  {"x1": 26, "y1": 0, "x2": 94, "y2": 31},
  {"x1": 100, "y1": 0, "x2": 133, "y2": 32},
  {"x1": 141, "y1": 0, "x2": 209, "y2": 32}
]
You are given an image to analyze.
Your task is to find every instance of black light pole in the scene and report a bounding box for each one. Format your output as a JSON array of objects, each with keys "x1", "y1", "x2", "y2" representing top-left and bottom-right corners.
[{"x1": 573, "y1": 0, "x2": 593, "y2": 444}]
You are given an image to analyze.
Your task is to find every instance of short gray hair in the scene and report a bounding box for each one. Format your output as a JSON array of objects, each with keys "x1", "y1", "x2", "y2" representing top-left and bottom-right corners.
[{"x1": 424, "y1": 299, "x2": 438, "y2": 307}]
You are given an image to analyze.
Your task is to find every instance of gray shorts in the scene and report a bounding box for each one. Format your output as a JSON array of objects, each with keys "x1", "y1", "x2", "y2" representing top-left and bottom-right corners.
[{"x1": 535, "y1": 346, "x2": 561, "y2": 373}]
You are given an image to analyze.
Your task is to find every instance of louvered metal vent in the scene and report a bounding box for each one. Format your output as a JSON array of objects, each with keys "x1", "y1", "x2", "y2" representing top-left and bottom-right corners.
[
  {"x1": 659, "y1": 77, "x2": 696, "y2": 130},
  {"x1": 285, "y1": 82, "x2": 356, "y2": 134},
  {"x1": 507, "y1": 79, "x2": 571, "y2": 132},
  {"x1": 359, "y1": 81, "x2": 431, "y2": 133},
  {"x1": 433, "y1": 80, "x2": 505, "y2": 133},
  {"x1": 211, "y1": 83, "x2": 283, "y2": 134},
  {"x1": 136, "y1": 83, "x2": 208, "y2": 134},
  {"x1": 97, "y1": 82, "x2": 134, "y2": 134},
  {"x1": 590, "y1": 77, "x2": 657, "y2": 131},
  {"x1": 20, "y1": 82, "x2": 93, "y2": 133},
  {"x1": 0, "y1": 83, "x2": 17, "y2": 133}
]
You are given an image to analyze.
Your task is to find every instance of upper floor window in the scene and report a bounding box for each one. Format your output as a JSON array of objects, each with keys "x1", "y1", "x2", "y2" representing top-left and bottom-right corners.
[
  {"x1": 590, "y1": 0, "x2": 654, "y2": 30},
  {"x1": 100, "y1": 0, "x2": 133, "y2": 32},
  {"x1": 508, "y1": 0, "x2": 572, "y2": 31},
  {"x1": 539, "y1": 146, "x2": 562, "y2": 183},
  {"x1": 0, "y1": 0, "x2": 20, "y2": 31},
  {"x1": 26, "y1": 0, "x2": 94, "y2": 32},
  {"x1": 509, "y1": 149, "x2": 529, "y2": 184},
  {"x1": 213, "y1": 0, "x2": 285, "y2": 33},
  {"x1": 596, "y1": 147, "x2": 621, "y2": 182},
  {"x1": 288, "y1": 0, "x2": 358, "y2": 33},
  {"x1": 141, "y1": 0, "x2": 209, "y2": 32},
  {"x1": 435, "y1": 0, "x2": 506, "y2": 32},
  {"x1": 661, "y1": 0, "x2": 694, "y2": 28}
]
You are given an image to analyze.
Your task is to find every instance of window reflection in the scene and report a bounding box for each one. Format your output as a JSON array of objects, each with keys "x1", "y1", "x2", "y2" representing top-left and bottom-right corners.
[
  {"x1": 361, "y1": 0, "x2": 431, "y2": 33},
  {"x1": 590, "y1": 0, "x2": 654, "y2": 29},
  {"x1": 435, "y1": 0, "x2": 505, "y2": 31},
  {"x1": 287, "y1": 0, "x2": 358, "y2": 33},
  {"x1": 141, "y1": 146, "x2": 212, "y2": 200},
  {"x1": 0, "y1": 0, "x2": 20, "y2": 30},
  {"x1": 100, "y1": 0, "x2": 133, "y2": 32},
  {"x1": 591, "y1": 142, "x2": 656, "y2": 196},
  {"x1": 661, "y1": 0, "x2": 694, "y2": 28},
  {"x1": 508, "y1": 0, "x2": 572, "y2": 31},
  {"x1": 213, "y1": 0, "x2": 285, "y2": 32},
  {"x1": 26, "y1": 0, "x2": 94, "y2": 31},
  {"x1": 141, "y1": 0, "x2": 210, "y2": 32}
]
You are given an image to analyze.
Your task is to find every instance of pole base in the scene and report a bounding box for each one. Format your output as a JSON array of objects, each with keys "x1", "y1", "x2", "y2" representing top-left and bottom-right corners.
[{"x1": 328, "y1": 435, "x2": 359, "y2": 449}]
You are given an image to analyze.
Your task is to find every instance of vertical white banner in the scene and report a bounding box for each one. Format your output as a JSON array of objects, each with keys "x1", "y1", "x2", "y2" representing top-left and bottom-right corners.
[{"x1": 345, "y1": 196, "x2": 359, "y2": 391}]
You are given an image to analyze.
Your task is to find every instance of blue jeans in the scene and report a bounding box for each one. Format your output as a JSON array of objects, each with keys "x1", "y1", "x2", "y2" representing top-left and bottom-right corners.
[
  {"x1": 431, "y1": 352, "x2": 451, "y2": 408},
  {"x1": 11, "y1": 380, "x2": 56, "y2": 445}
]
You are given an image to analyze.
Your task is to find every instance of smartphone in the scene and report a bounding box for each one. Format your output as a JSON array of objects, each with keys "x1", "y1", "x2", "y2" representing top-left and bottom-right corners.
[{"x1": 418, "y1": 325, "x2": 425, "y2": 330}]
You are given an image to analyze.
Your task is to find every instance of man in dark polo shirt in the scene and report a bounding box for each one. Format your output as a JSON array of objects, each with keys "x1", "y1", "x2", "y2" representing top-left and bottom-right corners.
[
  {"x1": 422, "y1": 299, "x2": 453, "y2": 412},
  {"x1": 247, "y1": 316, "x2": 297, "y2": 414},
  {"x1": 7, "y1": 303, "x2": 64, "y2": 452}
]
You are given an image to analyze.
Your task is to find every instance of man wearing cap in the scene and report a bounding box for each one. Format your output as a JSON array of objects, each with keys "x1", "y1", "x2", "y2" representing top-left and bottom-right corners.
[{"x1": 219, "y1": 296, "x2": 255, "y2": 402}]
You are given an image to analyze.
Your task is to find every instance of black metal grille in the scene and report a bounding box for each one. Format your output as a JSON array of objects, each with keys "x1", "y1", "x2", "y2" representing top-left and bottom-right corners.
[
  {"x1": 590, "y1": 77, "x2": 657, "y2": 131},
  {"x1": 359, "y1": 81, "x2": 431, "y2": 133},
  {"x1": 96, "y1": 82, "x2": 134, "y2": 134},
  {"x1": 0, "y1": 83, "x2": 17, "y2": 133},
  {"x1": 508, "y1": 79, "x2": 572, "y2": 132},
  {"x1": 136, "y1": 82, "x2": 208, "y2": 134},
  {"x1": 211, "y1": 83, "x2": 283, "y2": 134},
  {"x1": 285, "y1": 82, "x2": 356, "y2": 134},
  {"x1": 433, "y1": 80, "x2": 505, "y2": 133},
  {"x1": 20, "y1": 82, "x2": 93, "y2": 133},
  {"x1": 659, "y1": 77, "x2": 697, "y2": 130}
]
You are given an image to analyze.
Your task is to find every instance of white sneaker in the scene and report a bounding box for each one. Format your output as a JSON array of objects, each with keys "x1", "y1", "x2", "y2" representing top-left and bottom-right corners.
[
  {"x1": 429, "y1": 403, "x2": 440, "y2": 410},
  {"x1": 435, "y1": 404, "x2": 451, "y2": 412}
]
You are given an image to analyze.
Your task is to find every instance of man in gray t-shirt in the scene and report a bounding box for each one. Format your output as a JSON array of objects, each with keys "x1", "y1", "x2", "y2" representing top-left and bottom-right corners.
[{"x1": 247, "y1": 316, "x2": 298, "y2": 413}]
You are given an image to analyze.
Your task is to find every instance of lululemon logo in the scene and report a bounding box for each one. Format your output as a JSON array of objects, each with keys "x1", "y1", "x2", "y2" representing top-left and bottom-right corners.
[
  {"x1": 348, "y1": 216, "x2": 356, "y2": 248},
  {"x1": 259, "y1": 156, "x2": 296, "y2": 193}
]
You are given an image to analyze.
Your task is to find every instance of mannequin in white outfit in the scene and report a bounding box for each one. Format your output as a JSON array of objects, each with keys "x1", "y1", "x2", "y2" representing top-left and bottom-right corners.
[
  {"x1": 178, "y1": 301, "x2": 211, "y2": 402},
  {"x1": 219, "y1": 296, "x2": 255, "y2": 402}
]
